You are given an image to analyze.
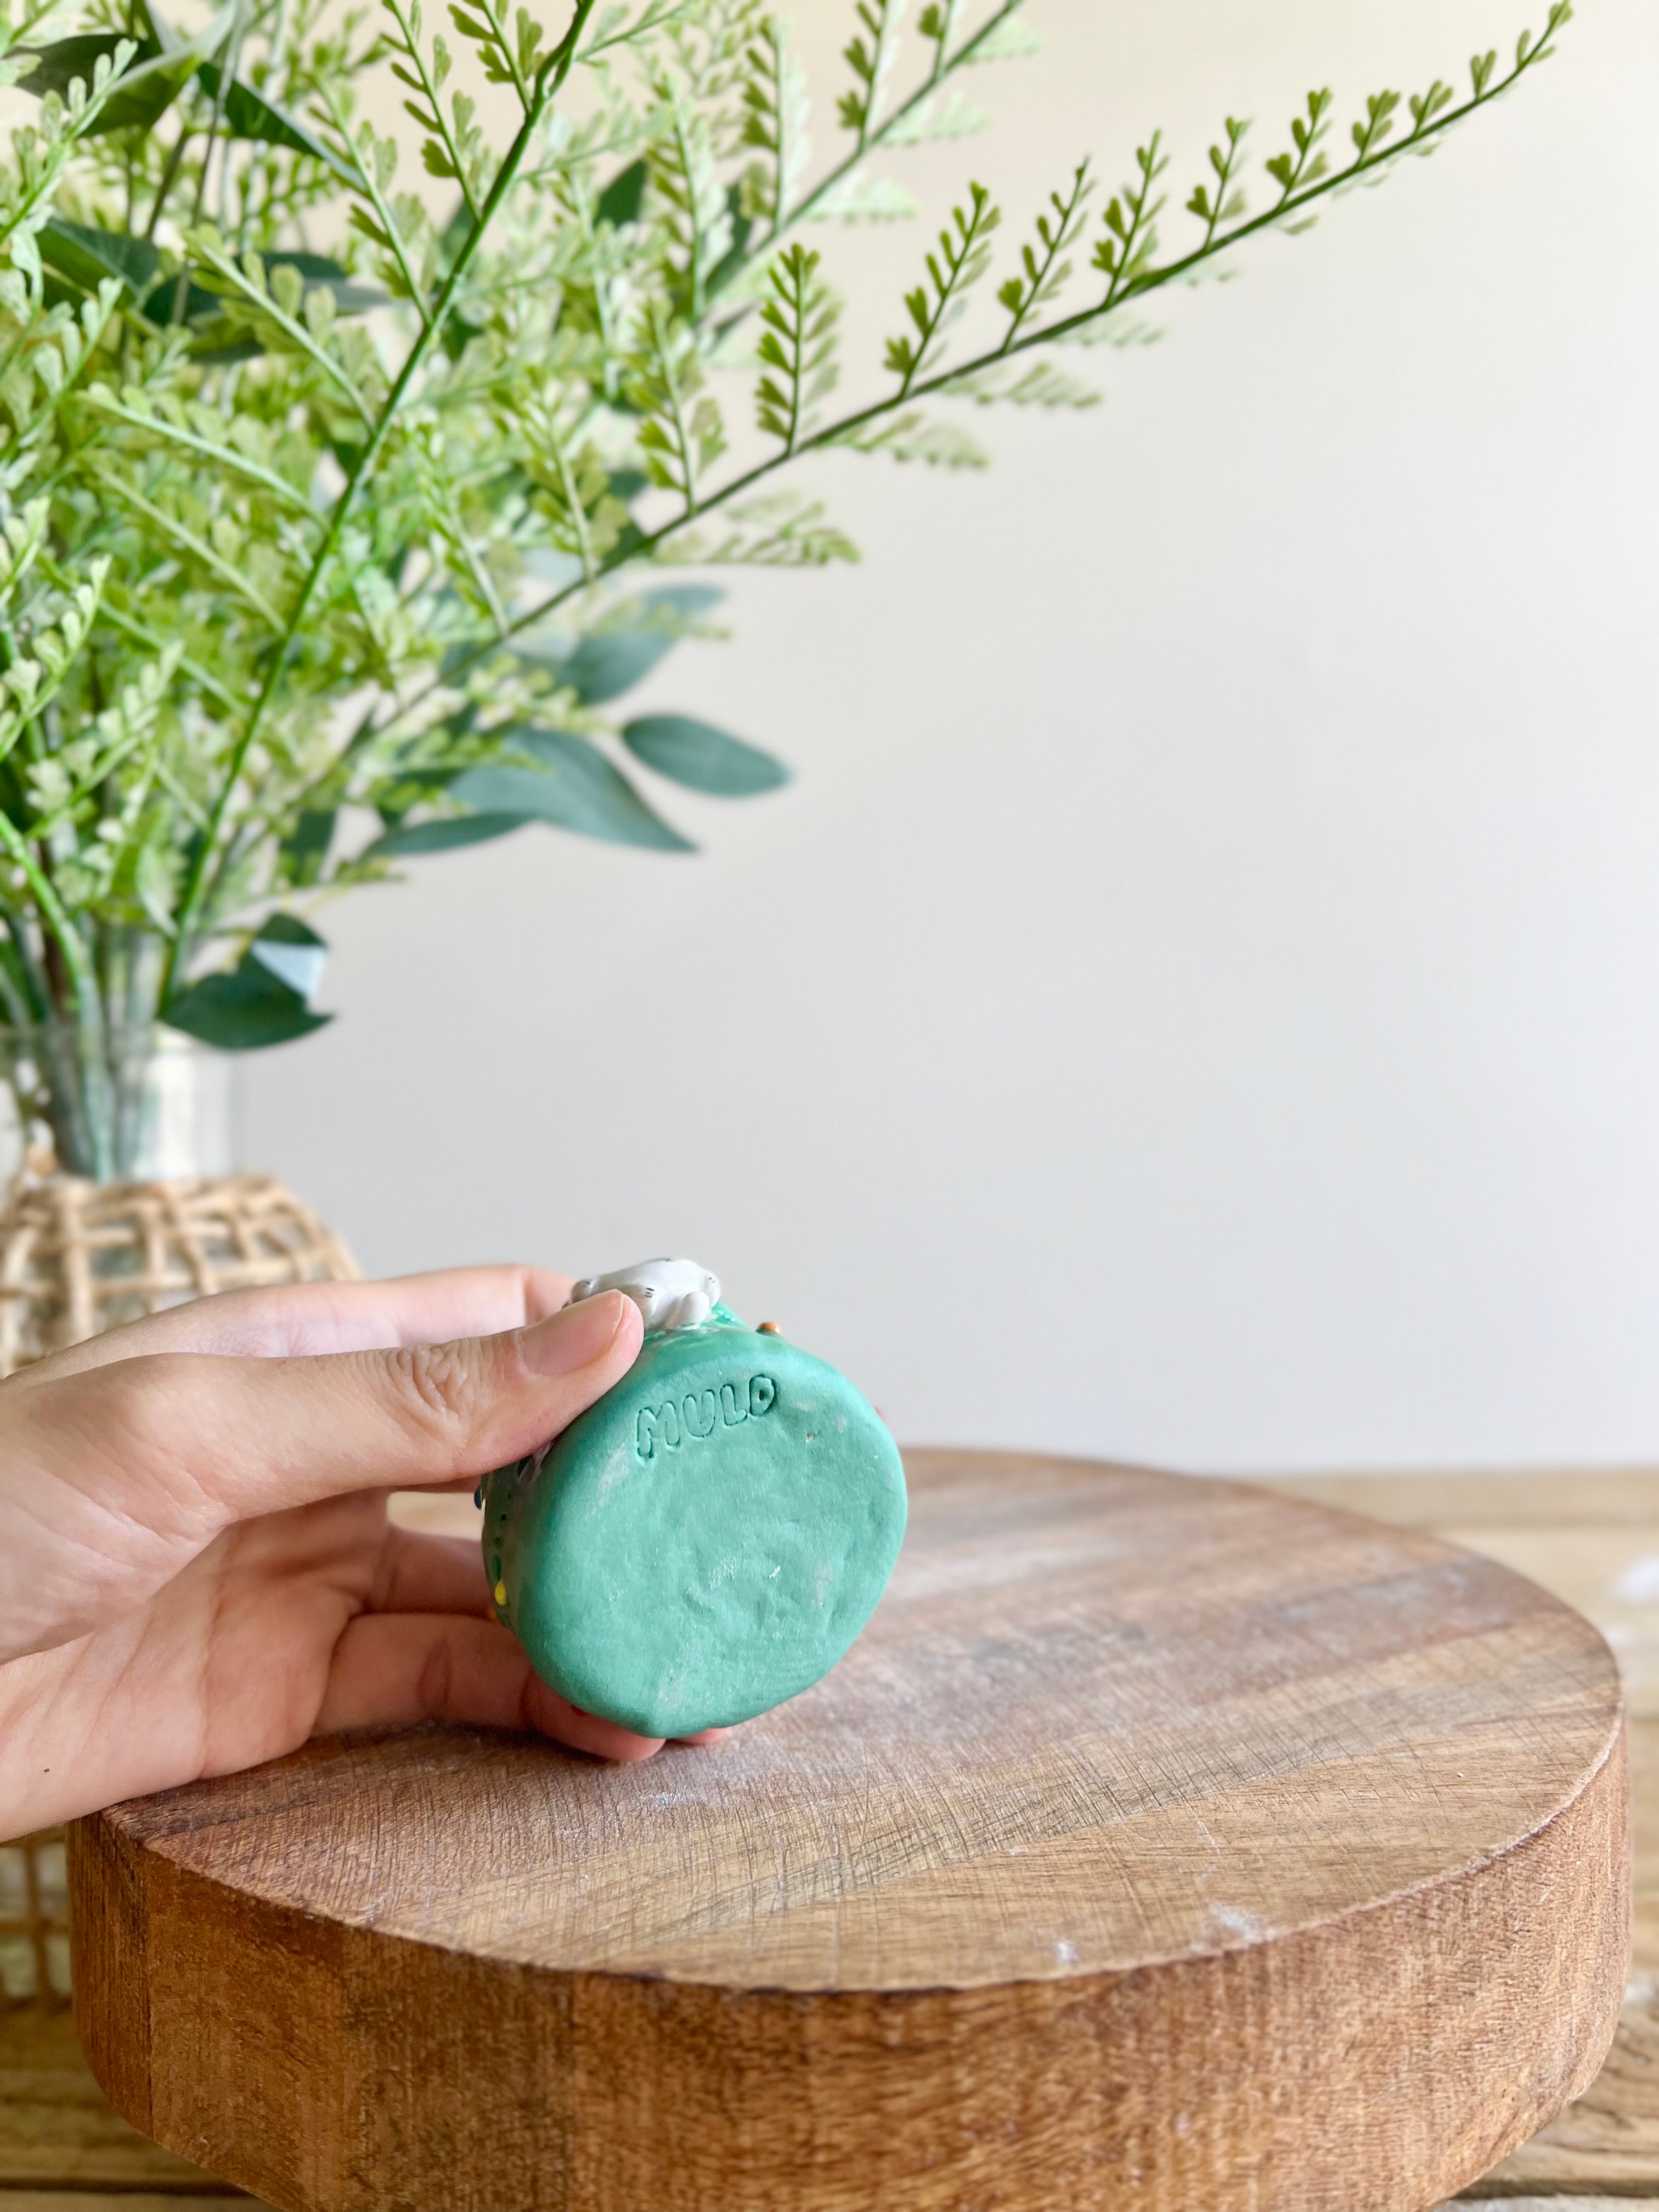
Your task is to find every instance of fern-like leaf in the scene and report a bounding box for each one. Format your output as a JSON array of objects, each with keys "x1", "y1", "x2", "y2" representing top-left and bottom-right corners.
[
  {"x1": 755, "y1": 241, "x2": 839, "y2": 450},
  {"x1": 1185, "y1": 116, "x2": 1247, "y2": 247},
  {"x1": 838, "y1": 0, "x2": 905, "y2": 148},
  {"x1": 740, "y1": 14, "x2": 810, "y2": 231},
  {"x1": 884, "y1": 177, "x2": 999, "y2": 393},
  {"x1": 997, "y1": 159, "x2": 1091, "y2": 341},
  {"x1": 1091, "y1": 133, "x2": 1167, "y2": 303}
]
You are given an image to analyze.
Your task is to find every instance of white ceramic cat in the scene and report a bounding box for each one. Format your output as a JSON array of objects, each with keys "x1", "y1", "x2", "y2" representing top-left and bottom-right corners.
[{"x1": 569, "y1": 1257, "x2": 721, "y2": 1334}]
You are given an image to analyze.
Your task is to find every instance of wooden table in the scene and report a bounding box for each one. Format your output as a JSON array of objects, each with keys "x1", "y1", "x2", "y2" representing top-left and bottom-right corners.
[
  {"x1": 7, "y1": 1455, "x2": 1659, "y2": 2211},
  {"x1": 1279, "y1": 1470, "x2": 1659, "y2": 2205}
]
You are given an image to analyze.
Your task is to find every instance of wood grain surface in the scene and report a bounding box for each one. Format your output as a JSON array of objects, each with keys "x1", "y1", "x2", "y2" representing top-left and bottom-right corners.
[
  {"x1": 1266, "y1": 1469, "x2": 1659, "y2": 1724},
  {"x1": 0, "y1": 2008, "x2": 228, "y2": 2196},
  {"x1": 67, "y1": 1451, "x2": 1629, "y2": 2212},
  {"x1": 0, "y1": 2197, "x2": 246, "y2": 2212},
  {"x1": 1260, "y1": 1470, "x2": 1659, "y2": 2204}
]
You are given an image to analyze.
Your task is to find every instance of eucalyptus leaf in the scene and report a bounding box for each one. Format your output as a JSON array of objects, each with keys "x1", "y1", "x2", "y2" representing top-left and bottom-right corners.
[
  {"x1": 163, "y1": 948, "x2": 327, "y2": 1052},
  {"x1": 646, "y1": 583, "x2": 724, "y2": 619},
  {"x1": 196, "y1": 61, "x2": 350, "y2": 175},
  {"x1": 281, "y1": 806, "x2": 337, "y2": 886},
  {"x1": 163, "y1": 965, "x2": 330, "y2": 1048},
  {"x1": 556, "y1": 629, "x2": 676, "y2": 704},
  {"x1": 256, "y1": 911, "x2": 325, "y2": 945},
  {"x1": 247, "y1": 911, "x2": 327, "y2": 1000},
  {"x1": 452, "y1": 729, "x2": 694, "y2": 849},
  {"x1": 15, "y1": 1, "x2": 237, "y2": 132},
  {"x1": 706, "y1": 184, "x2": 756, "y2": 296},
  {"x1": 74, "y1": 44, "x2": 201, "y2": 132},
  {"x1": 13, "y1": 31, "x2": 129, "y2": 98},
  {"x1": 623, "y1": 715, "x2": 791, "y2": 797},
  {"x1": 11, "y1": 32, "x2": 191, "y2": 133},
  {"x1": 139, "y1": 272, "x2": 219, "y2": 324},
  {"x1": 162, "y1": 911, "x2": 330, "y2": 1047},
  {"x1": 439, "y1": 200, "x2": 477, "y2": 263},
  {"x1": 16, "y1": 8, "x2": 348, "y2": 159},
  {"x1": 596, "y1": 157, "x2": 647, "y2": 226},
  {"x1": 40, "y1": 217, "x2": 161, "y2": 298},
  {"x1": 439, "y1": 307, "x2": 484, "y2": 362},
  {"x1": 365, "y1": 812, "x2": 531, "y2": 856},
  {"x1": 518, "y1": 584, "x2": 726, "y2": 703}
]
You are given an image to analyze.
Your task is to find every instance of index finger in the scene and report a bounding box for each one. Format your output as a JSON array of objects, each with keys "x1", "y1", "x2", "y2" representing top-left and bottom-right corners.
[{"x1": 21, "y1": 1264, "x2": 575, "y2": 1380}]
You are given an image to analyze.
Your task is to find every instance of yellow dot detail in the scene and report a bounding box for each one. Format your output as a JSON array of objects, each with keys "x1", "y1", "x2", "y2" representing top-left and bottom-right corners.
[{"x1": 494, "y1": 1581, "x2": 507, "y2": 1607}]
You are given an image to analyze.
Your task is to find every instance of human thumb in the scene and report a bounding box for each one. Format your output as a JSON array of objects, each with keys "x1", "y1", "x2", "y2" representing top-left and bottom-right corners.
[{"x1": 0, "y1": 1291, "x2": 641, "y2": 1658}]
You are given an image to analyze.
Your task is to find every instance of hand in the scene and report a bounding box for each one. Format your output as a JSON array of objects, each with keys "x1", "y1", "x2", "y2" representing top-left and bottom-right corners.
[{"x1": 0, "y1": 1265, "x2": 716, "y2": 1842}]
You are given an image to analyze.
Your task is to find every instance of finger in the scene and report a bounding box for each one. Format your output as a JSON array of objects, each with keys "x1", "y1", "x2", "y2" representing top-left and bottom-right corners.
[
  {"x1": 221, "y1": 1290, "x2": 640, "y2": 1514},
  {"x1": 370, "y1": 1530, "x2": 492, "y2": 1617},
  {"x1": 0, "y1": 1294, "x2": 641, "y2": 1658},
  {"x1": 366, "y1": 1538, "x2": 736, "y2": 1742},
  {"x1": 26, "y1": 1265, "x2": 575, "y2": 1379},
  {"x1": 317, "y1": 1612, "x2": 667, "y2": 1763},
  {"x1": 46, "y1": 1289, "x2": 638, "y2": 1519},
  {"x1": 363, "y1": 1541, "x2": 737, "y2": 1740},
  {"x1": 523, "y1": 1671, "x2": 666, "y2": 1763}
]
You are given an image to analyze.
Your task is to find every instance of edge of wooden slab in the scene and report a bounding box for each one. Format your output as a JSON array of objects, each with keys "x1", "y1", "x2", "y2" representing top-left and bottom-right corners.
[{"x1": 69, "y1": 1713, "x2": 1630, "y2": 2212}]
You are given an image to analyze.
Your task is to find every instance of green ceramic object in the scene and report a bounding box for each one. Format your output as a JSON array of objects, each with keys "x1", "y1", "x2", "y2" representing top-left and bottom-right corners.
[{"x1": 481, "y1": 1278, "x2": 907, "y2": 1740}]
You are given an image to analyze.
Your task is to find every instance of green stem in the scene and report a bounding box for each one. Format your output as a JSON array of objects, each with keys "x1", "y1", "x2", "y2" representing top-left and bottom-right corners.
[
  {"x1": 1101, "y1": 138, "x2": 1163, "y2": 311},
  {"x1": 382, "y1": 0, "x2": 483, "y2": 223},
  {"x1": 736, "y1": 0, "x2": 1025, "y2": 272},
  {"x1": 899, "y1": 183, "x2": 995, "y2": 395},
  {"x1": 1198, "y1": 125, "x2": 1246, "y2": 250},
  {"x1": 319, "y1": 80, "x2": 433, "y2": 322},
  {"x1": 651, "y1": 300, "x2": 703, "y2": 510},
  {"x1": 473, "y1": 0, "x2": 531, "y2": 108},
  {"x1": 545, "y1": 410, "x2": 598, "y2": 580},
  {"x1": 0, "y1": 905, "x2": 50, "y2": 1023},
  {"x1": 853, "y1": 0, "x2": 904, "y2": 153},
  {"x1": 158, "y1": 0, "x2": 602, "y2": 1005},
  {"x1": 369, "y1": 34, "x2": 1553, "y2": 754},
  {"x1": 923, "y1": 0, "x2": 960, "y2": 83},
  {"x1": 766, "y1": 20, "x2": 792, "y2": 225},
  {"x1": 143, "y1": 126, "x2": 195, "y2": 244},
  {"x1": 0, "y1": 818, "x2": 102, "y2": 1104},
  {"x1": 1002, "y1": 162, "x2": 1088, "y2": 345}
]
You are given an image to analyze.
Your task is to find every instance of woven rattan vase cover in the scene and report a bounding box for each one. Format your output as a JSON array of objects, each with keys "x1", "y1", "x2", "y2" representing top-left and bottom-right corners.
[{"x1": 0, "y1": 1172, "x2": 359, "y2": 1379}]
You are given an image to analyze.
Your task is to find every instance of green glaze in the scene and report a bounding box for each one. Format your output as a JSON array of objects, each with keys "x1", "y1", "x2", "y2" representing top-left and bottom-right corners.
[{"x1": 481, "y1": 1307, "x2": 907, "y2": 1739}]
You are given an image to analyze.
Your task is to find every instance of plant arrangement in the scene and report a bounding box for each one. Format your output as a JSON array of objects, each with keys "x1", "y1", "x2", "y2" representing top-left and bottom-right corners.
[{"x1": 0, "y1": 0, "x2": 1571, "y2": 1172}]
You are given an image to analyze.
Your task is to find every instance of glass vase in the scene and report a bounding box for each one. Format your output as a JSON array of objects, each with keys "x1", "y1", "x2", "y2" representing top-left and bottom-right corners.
[
  {"x1": 0, "y1": 1020, "x2": 235, "y2": 1184},
  {"x1": 0, "y1": 1023, "x2": 354, "y2": 1378}
]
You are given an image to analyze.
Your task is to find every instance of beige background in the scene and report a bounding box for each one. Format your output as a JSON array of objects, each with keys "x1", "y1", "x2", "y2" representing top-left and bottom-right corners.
[{"x1": 240, "y1": 0, "x2": 1658, "y2": 1473}]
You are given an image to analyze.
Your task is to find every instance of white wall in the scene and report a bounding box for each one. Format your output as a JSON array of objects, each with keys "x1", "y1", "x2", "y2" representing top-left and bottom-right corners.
[{"x1": 243, "y1": 0, "x2": 1659, "y2": 1474}]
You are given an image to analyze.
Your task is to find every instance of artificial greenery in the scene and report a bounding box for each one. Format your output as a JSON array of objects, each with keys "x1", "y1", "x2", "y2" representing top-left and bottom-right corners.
[{"x1": 0, "y1": 0, "x2": 1570, "y2": 1170}]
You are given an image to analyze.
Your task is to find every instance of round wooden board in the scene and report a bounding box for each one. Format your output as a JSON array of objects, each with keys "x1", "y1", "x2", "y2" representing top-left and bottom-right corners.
[{"x1": 70, "y1": 1451, "x2": 1630, "y2": 2212}]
